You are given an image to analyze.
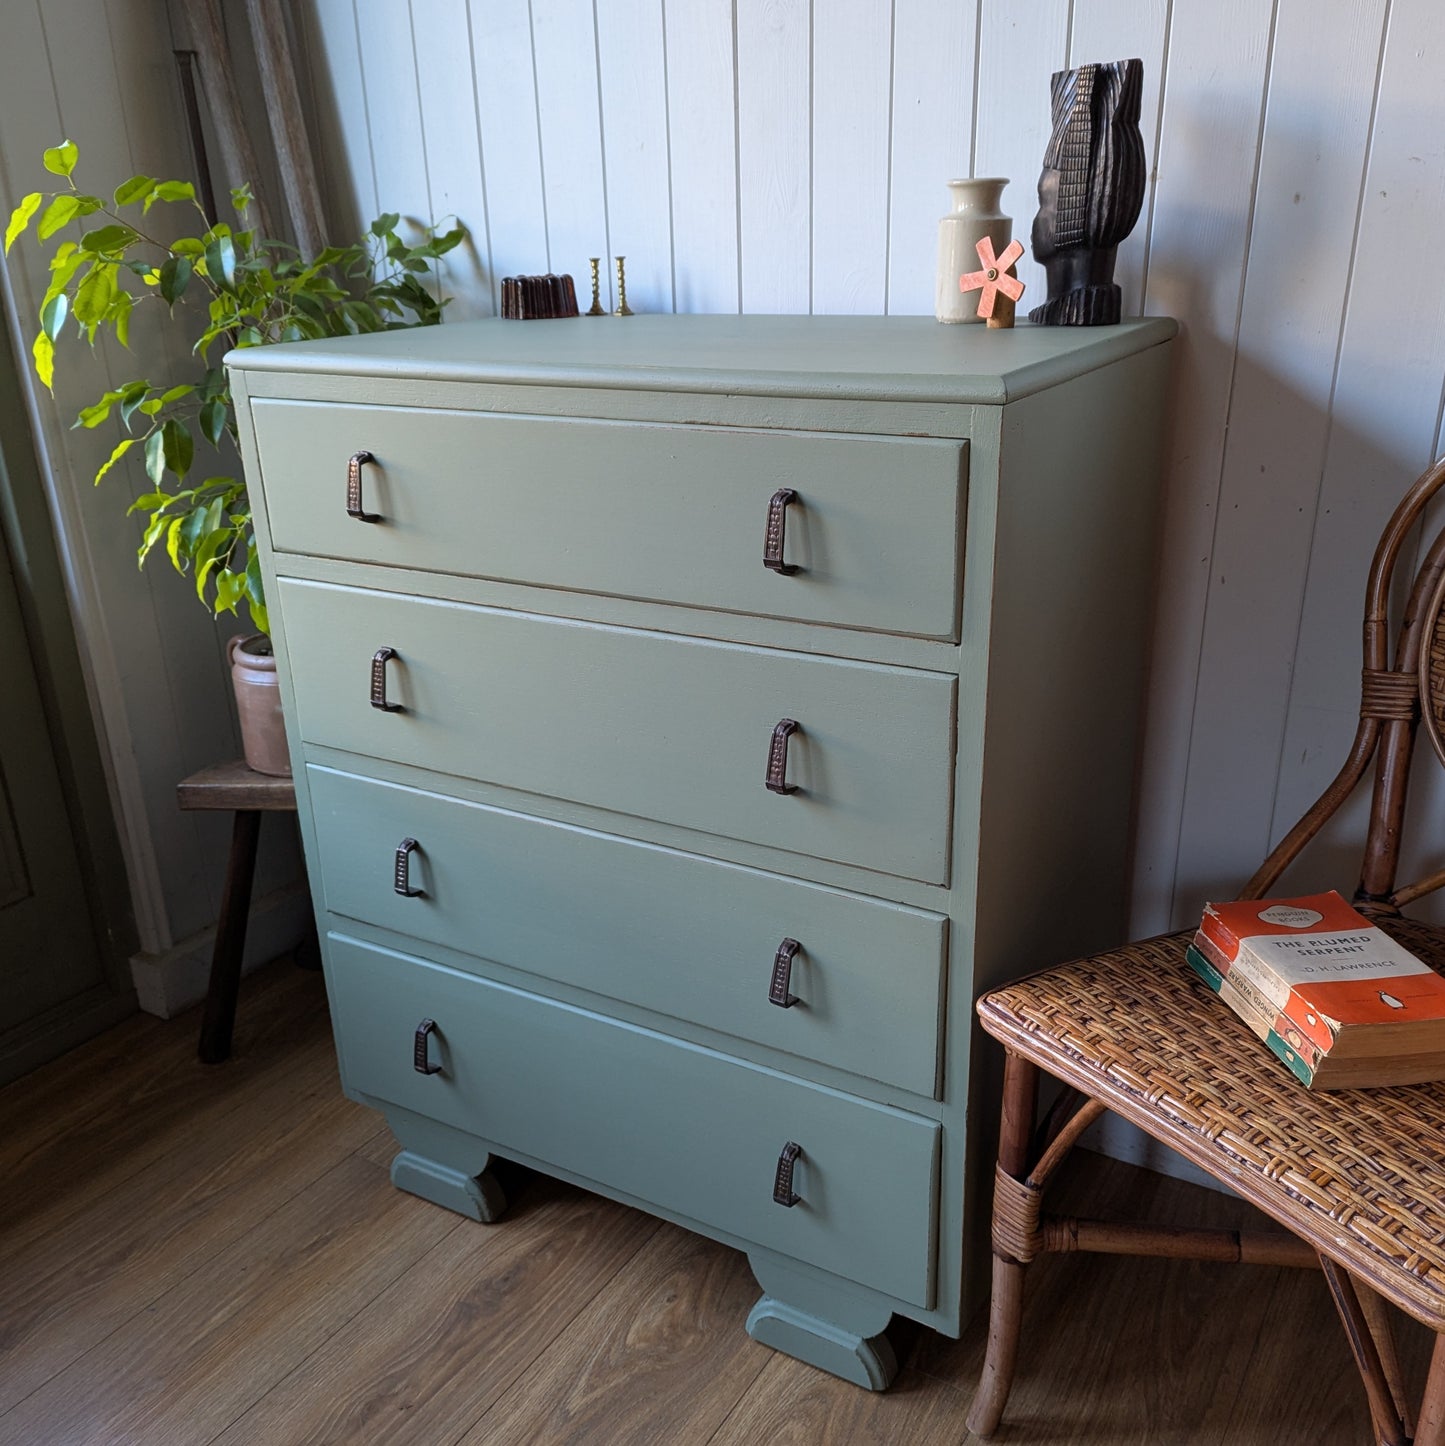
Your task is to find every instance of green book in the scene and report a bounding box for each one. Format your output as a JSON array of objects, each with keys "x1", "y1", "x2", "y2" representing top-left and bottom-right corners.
[{"x1": 1185, "y1": 944, "x2": 1316, "y2": 1088}]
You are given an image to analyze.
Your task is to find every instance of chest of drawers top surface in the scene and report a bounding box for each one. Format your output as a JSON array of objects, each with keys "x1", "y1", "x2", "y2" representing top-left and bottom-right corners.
[{"x1": 227, "y1": 313, "x2": 1174, "y2": 403}]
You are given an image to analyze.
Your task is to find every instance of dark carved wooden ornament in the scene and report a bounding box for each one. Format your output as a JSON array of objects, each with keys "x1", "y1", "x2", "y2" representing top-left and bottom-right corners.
[{"x1": 1029, "y1": 58, "x2": 1146, "y2": 326}]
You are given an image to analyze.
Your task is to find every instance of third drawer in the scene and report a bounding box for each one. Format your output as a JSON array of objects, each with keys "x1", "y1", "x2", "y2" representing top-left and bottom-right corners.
[{"x1": 308, "y1": 764, "x2": 949, "y2": 1097}]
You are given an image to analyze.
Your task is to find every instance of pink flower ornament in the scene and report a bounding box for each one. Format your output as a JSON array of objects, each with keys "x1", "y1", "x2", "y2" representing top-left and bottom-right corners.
[{"x1": 959, "y1": 237, "x2": 1025, "y2": 321}]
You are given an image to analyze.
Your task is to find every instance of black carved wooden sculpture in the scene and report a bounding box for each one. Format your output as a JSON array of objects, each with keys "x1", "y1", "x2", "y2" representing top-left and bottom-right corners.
[{"x1": 1029, "y1": 59, "x2": 1146, "y2": 326}]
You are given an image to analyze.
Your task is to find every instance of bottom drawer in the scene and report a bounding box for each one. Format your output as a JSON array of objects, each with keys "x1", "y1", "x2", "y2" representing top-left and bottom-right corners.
[{"x1": 329, "y1": 934, "x2": 941, "y2": 1307}]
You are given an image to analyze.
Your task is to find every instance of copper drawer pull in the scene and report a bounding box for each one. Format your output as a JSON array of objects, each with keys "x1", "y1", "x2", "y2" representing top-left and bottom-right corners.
[
  {"x1": 770, "y1": 938, "x2": 801, "y2": 1008},
  {"x1": 347, "y1": 449, "x2": 381, "y2": 521},
  {"x1": 395, "y1": 837, "x2": 423, "y2": 897},
  {"x1": 766, "y1": 719, "x2": 800, "y2": 794},
  {"x1": 773, "y1": 1141, "x2": 802, "y2": 1206},
  {"x1": 763, "y1": 487, "x2": 798, "y2": 573},
  {"x1": 414, "y1": 1018, "x2": 442, "y2": 1075},
  {"x1": 370, "y1": 647, "x2": 401, "y2": 711}
]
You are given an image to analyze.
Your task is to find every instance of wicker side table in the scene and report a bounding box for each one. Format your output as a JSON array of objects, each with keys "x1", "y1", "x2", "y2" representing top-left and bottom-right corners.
[{"x1": 177, "y1": 759, "x2": 297, "y2": 1063}]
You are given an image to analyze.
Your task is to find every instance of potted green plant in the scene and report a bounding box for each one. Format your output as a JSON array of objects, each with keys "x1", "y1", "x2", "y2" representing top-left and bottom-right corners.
[{"x1": 6, "y1": 140, "x2": 463, "y2": 774}]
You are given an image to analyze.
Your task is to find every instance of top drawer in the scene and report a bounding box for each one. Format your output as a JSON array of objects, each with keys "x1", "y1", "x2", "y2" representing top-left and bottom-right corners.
[{"x1": 250, "y1": 400, "x2": 966, "y2": 640}]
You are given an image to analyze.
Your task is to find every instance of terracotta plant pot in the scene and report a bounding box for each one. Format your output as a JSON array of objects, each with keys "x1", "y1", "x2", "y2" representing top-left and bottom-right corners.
[{"x1": 228, "y1": 633, "x2": 291, "y2": 776}]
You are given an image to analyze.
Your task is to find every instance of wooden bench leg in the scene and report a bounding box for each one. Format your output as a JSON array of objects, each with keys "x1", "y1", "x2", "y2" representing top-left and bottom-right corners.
[
  {"x1": 1416, "y1": 1332, "x2": 1445, "y2": 1446},
  {"x1": 966, "y1": 1049, "x2": 1039, "y2": 1438},
  {"x1": 1319, "y1": 1256, "x2": 1409, "y2": 1446},
  {"x1": 198, "y1": 809, "x2": 262, "y2": 1064}
]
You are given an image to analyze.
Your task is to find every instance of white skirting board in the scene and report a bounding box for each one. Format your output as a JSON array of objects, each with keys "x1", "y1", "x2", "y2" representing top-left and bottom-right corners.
[{"x1": 128, "y1": 881, "x2": 312, "y2": 1019}]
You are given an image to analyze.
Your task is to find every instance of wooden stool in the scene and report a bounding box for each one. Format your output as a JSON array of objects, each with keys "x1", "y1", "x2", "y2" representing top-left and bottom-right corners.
[{"x1": 177, "y1": 759, "x2": 297, "y2": 1063}]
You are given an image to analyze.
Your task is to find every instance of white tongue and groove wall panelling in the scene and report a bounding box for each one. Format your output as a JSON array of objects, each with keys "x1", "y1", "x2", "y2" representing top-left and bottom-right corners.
[
  {"x1": 301, "y1": 0, "x2": 1445, "y2": 945},
  {"x1": 7, "y1": 1, "x2": 1441, "y2": 1031}
]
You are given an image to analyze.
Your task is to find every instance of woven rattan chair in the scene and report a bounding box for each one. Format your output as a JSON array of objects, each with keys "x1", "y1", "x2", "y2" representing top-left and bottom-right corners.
[{"x1": 968, "y1": 457, "x2": 1445, "y2": 1446}]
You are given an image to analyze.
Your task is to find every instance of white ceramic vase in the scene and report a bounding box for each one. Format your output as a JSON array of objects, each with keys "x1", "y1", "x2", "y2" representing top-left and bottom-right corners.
[{"x1": 935, "y1": 178, "x2": 1012, "y2": 324}]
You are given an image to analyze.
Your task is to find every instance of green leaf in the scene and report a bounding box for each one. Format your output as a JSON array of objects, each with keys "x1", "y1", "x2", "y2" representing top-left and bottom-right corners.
[
  {"x1": 37, "y1": 194, "x2": 80, "y2": 241},
  {"x1": 80, "y1": 224, "x2": 137, "y2": 254},
  {"x1": 245, "y1": 544, "x2": 265, "y2": 607},
  {"x1": 161, "y1": 417, "x2": 193, "y2": 480},
  {"x1": 76, "y1": 390, "x2": 122, "y2": 429},
  {"x1": 127, "y1": 489, "x2": 171, "y2": 514},
  {"x1": 158, "y1": 254, "x2": 192, "y2": 306},
  {"x1": 97, "y1": 436, "x2": 140, "y2": 485},
  {"x1": 151, "y1": 180, "x2": 195, "y2": 205},
  {"x1": 170, "y1": 236, "x2": 205, "y2": 257},
  {"x1": 111, "y1": 289, "x2": 132, "y2": 348},
  {"x1": 199, "y1": 397, "x2": 227, "y2": 447},
  {"x1": 32, "y1": 331, "x2": 54, "y2": 391},
  {"x1": 216, "y1": 566, "x2": 245, "y2": 613},
  {"x1": 230, "y1": 183, "x2": 253, "y2": 213},
  {"x1": 97, "y1": 437, "x2": 136, "y2": 484},
  {"x1": 42, "y1": 140, "x2": 78, "y2": 177},
  {"x1": 166, "y1": 515, "x2": 184, "y2": 570},
  {"x1": 203, "y1": 234, "x2": 236, "y2": 290},
  {"x1": 144, "y1": 430, "x2": 166, "y2": 486},
  {"x1": 113, "y1": 175, "x2": 155, "y2": 207},
  {"x1": 119, "y1": 381, "x2": 151, "y2": 429},
  {"x1": 369, "y1": 212, "x2": 401, "y2": 238},
  {"x1": 157, "y1": 383, "x2": 194, "y2": 406},
  {"x1": 72, "y1": 262, "x2": 117, "y2": 334},
  {"x1": 139, "y1": 511, "x2": 169, "y2": 564},
  {"x1": 42, "y1": 243, "x2": 80, "y2": 305},
  {"x1": 40, "y1": 292, "x2": 68, "y2": 342},
  {"x1": 6, "y1": 192, "x2": 42, "y2": 253}
]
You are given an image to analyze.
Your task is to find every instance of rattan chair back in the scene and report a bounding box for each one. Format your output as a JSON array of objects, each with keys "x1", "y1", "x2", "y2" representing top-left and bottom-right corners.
[{"x1": 1243, "y1": 454, "x2": 1445, "y2": 913}]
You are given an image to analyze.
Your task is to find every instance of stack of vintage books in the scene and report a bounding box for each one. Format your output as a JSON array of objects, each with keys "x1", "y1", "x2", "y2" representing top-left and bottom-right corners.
[{"x1": 1186, "y1": 891, "x2": 1445, "y2": 1089}]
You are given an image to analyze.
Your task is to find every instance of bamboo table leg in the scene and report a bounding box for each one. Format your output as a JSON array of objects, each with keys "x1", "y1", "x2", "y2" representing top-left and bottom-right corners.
[
  {"x1": 1416, "y1": 1333, "x2": 1445, "y2": 1446},
  {"x1": 1319, "y1": 1257, "x2": 1409, "y2": 1446},
  {"x1": 198, "y1": 809, "x2": 262, "y2": 1064},
  {"x1": 966, "y1": 1050, "x2": 1040, "y2": 1438}
]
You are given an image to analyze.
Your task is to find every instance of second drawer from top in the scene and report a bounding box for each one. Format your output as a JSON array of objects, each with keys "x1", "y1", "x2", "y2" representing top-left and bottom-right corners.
[
  {"x1": 281, "y1": 580, "x2": 958, "y2": 884},
  {"x1": 251, "y1": 400, "x2": 966, "y2": 640}
]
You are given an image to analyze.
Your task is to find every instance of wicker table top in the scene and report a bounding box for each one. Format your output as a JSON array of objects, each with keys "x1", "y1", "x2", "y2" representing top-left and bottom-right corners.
[{"x1": 979, "y1": 917, "x2": 1445, "y2": 1330}]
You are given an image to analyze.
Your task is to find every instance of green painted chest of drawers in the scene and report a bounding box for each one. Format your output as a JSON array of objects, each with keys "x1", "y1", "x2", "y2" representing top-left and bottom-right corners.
[{"x1": 229, "y1": 314, "x2": 1174, "y2": 1388}]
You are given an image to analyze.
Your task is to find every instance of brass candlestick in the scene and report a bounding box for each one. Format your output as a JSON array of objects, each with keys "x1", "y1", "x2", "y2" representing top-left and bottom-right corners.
[
  {"x1": 614, "y1": 256, "x2": 633, "y2": 316},
  {"x1": 585, "y1": 257, "x2": 606, "y2": 316}
]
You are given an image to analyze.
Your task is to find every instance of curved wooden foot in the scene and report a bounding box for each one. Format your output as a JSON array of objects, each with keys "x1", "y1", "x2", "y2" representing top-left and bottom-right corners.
[
  {"x1": 746, "y1": 1255, "x2": 898, "y2": 1390},
  {"x1": 380, "y1": 1106, "x2": 510, "y2": 1223},
  {"x1": 390, "y1": 1150, "x2": 508, "y2": 1222},
  {"x1": 966, "y1": 1253, "x2": 1027, "y2": 1436}
]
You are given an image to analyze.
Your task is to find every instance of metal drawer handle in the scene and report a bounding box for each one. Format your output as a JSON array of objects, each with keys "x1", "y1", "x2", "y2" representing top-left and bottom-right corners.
[
  {"x1": 395, "y1": 837, "x2": 423, "y2": 897},
  {"x1": 773, "y1": 1141, "x2": 802, "y2": 1207},
  {"x1": 763, "y1": 487, "x2": 798, "y2": 573},
  {"x1": 370, "y1": 647, "x2": 401, "y2": 711},
  {"x1": 770, "y1": 938, "x2": 801, "y2": 1008},
  {"x1": 347, "y1": 449, "x2": 381, "y2": 521},
  {"x1": 414, "y1": 1018, "x2": 442, "y2": 1075},
  {"x1": 765, "y1": 718, "x2": 800, "y2": 794}
]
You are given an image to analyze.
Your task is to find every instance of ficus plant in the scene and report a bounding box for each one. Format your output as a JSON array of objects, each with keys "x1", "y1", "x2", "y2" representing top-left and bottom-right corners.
[{"x1": 5, "y1": 140, "x2": 464, "y2": 634}]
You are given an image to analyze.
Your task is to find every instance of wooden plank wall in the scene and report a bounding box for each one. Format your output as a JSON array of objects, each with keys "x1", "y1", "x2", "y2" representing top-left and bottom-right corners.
[
  {"x1": 1, "y1": 1, "x2": 1442, "y2": 1013},
  {"x1": 299, "y1": 0, "x2": 1445, "y2": 937}
]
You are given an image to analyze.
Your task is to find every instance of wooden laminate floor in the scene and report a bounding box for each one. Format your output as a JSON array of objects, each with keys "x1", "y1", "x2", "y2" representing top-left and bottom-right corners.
[{"x1": 0, "y1": 956, "x2": 1430, "y2": 1445}]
